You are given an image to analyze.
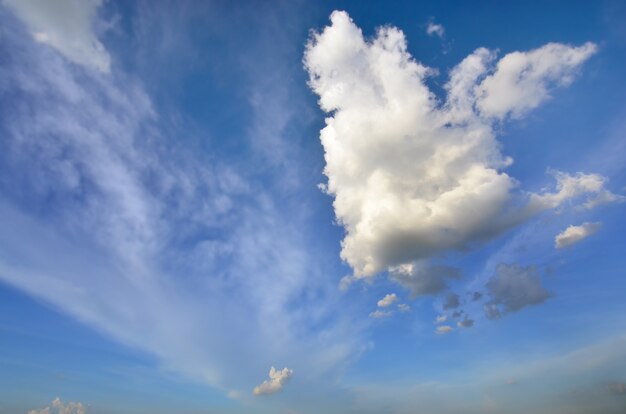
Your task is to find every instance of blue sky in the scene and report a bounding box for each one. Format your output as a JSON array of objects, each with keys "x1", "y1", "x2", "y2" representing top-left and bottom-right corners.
[{"x1": 1, "y1": 1, "x2": 625, "y2": 413}]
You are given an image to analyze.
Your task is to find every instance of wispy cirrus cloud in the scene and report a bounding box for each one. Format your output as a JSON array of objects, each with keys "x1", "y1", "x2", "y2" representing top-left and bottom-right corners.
[
  {"x1": 2, "y1": 0, "x2": 111, "y2": 72},
  {"x1": 0, "y1": 3, "x2": 363, "y2": 399}
]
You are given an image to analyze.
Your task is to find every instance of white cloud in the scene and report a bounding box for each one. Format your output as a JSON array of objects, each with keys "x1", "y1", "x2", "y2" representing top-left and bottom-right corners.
[
  {"x1": 397, "y1": 303, "x2": 410, "y2": 312},
  {"x1": 426, "y1": 21, "x2": 445, "y2": 38},
  {"x1": 370, "y1": 309, "x2": 393, "y2": 319},
  {"x1": 435, "y1": 325, "x2": 453, "y2": 334},
  {"x1": 529, "y1": 171, "x2": 624, "y2": 212},
  {"x1": 485, "y1": 264, "x2": 550, "y2": 316},
  {"x1": 28, "y1": 398, "x2": 86, "y2": 414},
  {"x1": 555, "y1": 222, "x2": 601, "y2": 248},
  {"x1": 2, "y1": 0, "x2": 111, "y2": 72},
  {"x1": 377, "y1": 293, "x2": 398, "y2": 307},
  {"x1": 253, "y1": 366, "x2": 293, "y2": 396},
  {"x1": 475, "y1": 42, "x2": 597, "y2": 119},
  {"x1": 304, "y1": 11, "x2": 611, "y2": 288}
]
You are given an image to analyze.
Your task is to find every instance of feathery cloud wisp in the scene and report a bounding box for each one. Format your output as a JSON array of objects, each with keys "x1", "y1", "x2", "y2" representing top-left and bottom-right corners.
[{"x1": 3, "y1": 0, "x2": 111, "y2": 71}]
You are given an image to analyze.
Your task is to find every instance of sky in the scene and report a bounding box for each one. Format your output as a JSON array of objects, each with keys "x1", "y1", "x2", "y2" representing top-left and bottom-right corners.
[{"x1": 0, "y1": 1, "x2": 625, "y2": 413}]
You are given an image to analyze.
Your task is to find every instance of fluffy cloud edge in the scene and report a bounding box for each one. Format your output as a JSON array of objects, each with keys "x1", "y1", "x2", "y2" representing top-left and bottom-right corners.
[
  {"x1": 28, "y1": 397, "x2": 86, "y2": 414},
  {"x1": 555, "y1": 222, "x2": 601, "y2": 248},
  {"x1": 252, "y1": 366, "x2": 293, "y2": 396},
  {"x1": 377, "y1": 293, "x2": 398, "y2": 307}
]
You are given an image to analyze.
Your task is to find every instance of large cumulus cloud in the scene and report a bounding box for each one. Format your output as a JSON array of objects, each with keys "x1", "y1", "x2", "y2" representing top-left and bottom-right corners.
[{"x1": 305, "y1": 11, "x2": 612, "y2": 283}]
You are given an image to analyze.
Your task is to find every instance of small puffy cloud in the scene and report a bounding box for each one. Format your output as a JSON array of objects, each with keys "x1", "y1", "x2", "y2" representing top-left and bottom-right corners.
[
  {"x1": 435, "y1": 325, "x2": 453, "y2": 335},
  {"x1": 3, "y1": 0, "x2": 111, "y2": 72},
  {"x1": 28, "y1": 398, "x2": 86, "y2": 414},
  {"x1": 529, "y1": 172, "x2": 623, "y2": 212},
  {"x1": 457, "y1": 317, "x2": 474, "y2": 328},
  {"x1": 475, "y1": 42, "x2": 597, "y2": 119},
  {"x1": 377, "y1": 293, "x2": 398, "y2": 307},
  {"x1": 305, "y1": 11, "x2": 605, "y2": 290},
  {"x1": 485, "y1": 264, "x2": 550, "y2": 316},
  {"x1": 390, "y1": 264, "x2": 461, "y2": 297},
  {"x1": 435, "y1": 314, "x2": 447, "y2": 324},
  {"x1": 470, "y1": 291, "x2": 483, "y2": 301},
  {"x1": 555, "y1": 222, "x2": 601, "y2": 248},
  {"x1": 397, "y1": 303, "x2": 411, "y2": 312},
  {"x1": 426, "y1": 21, "x2": 445, "y2": 38},
  {"x1": 370, "y1": 309, "x2": 393, "y2": 319},
  {"x1": 252, "y1": 367, "x2": 293, "y2": 396},
  {"x1": 443, "y1": 292, "x2": 460, "y2": 310}
]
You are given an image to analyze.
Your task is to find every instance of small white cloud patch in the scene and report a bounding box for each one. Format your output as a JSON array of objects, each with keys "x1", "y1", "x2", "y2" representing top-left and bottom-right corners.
[
  {"x1": 28, "y1": 398, "x2": 86, "y2": 414},
  {"x1": 370, "y1": 309, "x2": 393, "y2": 318},
  {"x1": 397, "y1": 303, "x2": 410, "y2": 312},
  {"x1": 555, "y1": 222, "x2": 601, "y2": 248},
  {"x1": 377, "y1": 293, "x2": 398, "y2": 307},
  {"x1": 253, "y1": 367, "x2": 293, "y2": 396},
  {"x1": 436, "y1": 325, "x2": 453, "y2": 334},
  {"x1": 426, "y1": 21, "x2": 445, "y2": 38}
]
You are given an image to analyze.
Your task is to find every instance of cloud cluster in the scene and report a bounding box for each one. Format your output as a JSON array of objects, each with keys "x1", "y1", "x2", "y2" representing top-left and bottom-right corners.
[
  {"x1": 555, "y1": 222, "x2": 601, "y2": 248},
  {"x1": 371, "y1": 294, "x2": 410, "y2": 318},
  {"x1": 3, "y1": 0, "x2": 111, "y2": 71},
  {"x1": 252, "y1": 367, "x2": 293, "y2": 396},
  {"x1": 304, "y1": 11, "x2": 609, "y2": 290},
  {"x1": 485, "y1": 264, "x2": 550, "y2": 318},
  {"x1": 28, "y1": 398, "x2": 86, "y2": 414}
]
